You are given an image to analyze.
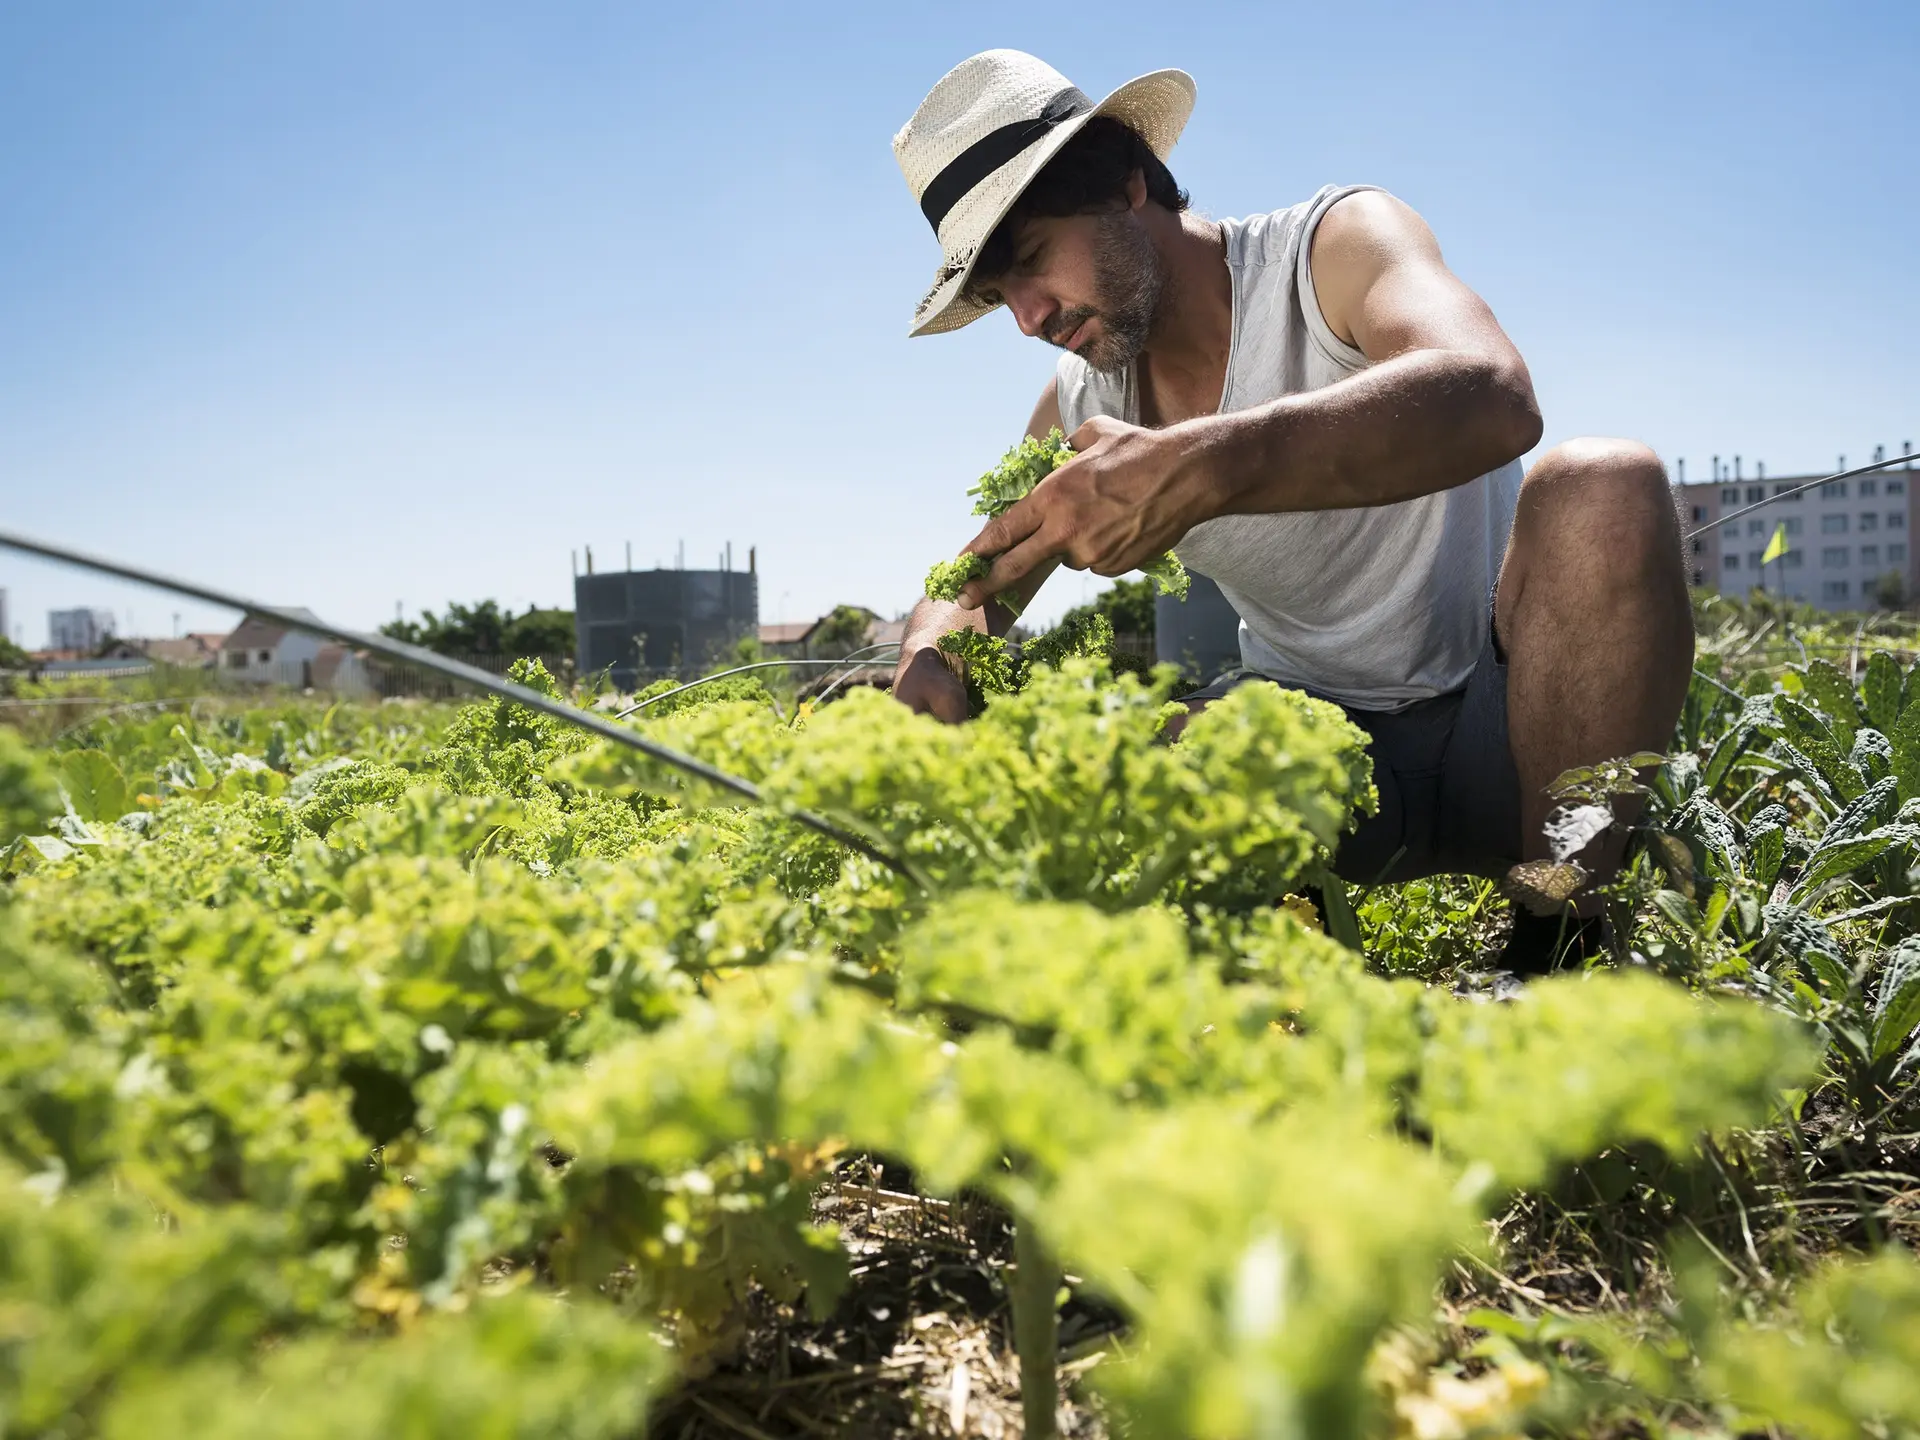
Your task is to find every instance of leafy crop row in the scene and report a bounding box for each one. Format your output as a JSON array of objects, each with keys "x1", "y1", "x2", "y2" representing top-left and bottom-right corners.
[{"x1": 0, "y1": 644, "x2": 1917, "y2": 1437}]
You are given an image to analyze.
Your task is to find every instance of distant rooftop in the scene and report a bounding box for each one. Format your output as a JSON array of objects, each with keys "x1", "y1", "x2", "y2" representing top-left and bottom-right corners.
[
  {"x1": 223, "y1": 610, "x2": 322, "y2": 651},
  {"x1": 758, "y1": 621, "x2": 814, "y2": 646}
]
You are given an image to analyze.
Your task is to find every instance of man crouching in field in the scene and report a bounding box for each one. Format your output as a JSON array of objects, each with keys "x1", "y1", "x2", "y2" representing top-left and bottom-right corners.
[{"x1": 886, "y1": 50, "x2": 1693, "y2": 971}]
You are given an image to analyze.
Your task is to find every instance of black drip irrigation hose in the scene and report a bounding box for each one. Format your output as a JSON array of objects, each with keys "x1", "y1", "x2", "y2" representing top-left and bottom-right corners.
[
  {"x1": 613, "y1": 647, "x2": 900, "y2": 720},
  {"x1": 0, "y1": 528, "x2": 917, "y2": 882}
]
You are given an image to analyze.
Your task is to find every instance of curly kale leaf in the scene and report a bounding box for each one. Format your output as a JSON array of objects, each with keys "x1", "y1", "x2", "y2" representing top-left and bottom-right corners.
[
  {"x1": 936, "y1": 629, "x2": 1016, "y2": 696},
  {"x1": 968, "y1": 427, "x2": 1077, "y2": 518},
  {"x1": 627, "y1": 674, "x2": 777, "y2": 719},
  {"x1": 931, "y1": 428, "x2": 1190, "y2": 606},
  {"x1": 1141, "y1": 550, "x2": 1191, "y2": 600},
  {"x1": 924, "y1": 552, "x2": 990, "y2": 603},
  {"x1": 0, "y1": 729, "x2": 61, "y2": 844},
  {"x1": 1021, "y1": 613, "x2": 1114, "y2": 673}
]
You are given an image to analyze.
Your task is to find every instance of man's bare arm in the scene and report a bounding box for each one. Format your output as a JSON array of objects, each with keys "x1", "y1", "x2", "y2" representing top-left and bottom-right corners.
[
  {"x1": 954, "y1": 193, "x2": 1543, "y2": 605},
  {"x1": 1204, "y1": 189, "x2": 1542, "y2": 513},
  {"x1": 892, "y1": 381, "x2": 1063, "y2": 720}
]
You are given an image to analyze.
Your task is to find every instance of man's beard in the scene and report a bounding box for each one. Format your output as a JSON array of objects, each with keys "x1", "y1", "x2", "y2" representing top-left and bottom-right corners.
[{"x1": 1044, "y1": 212, "x2": 1165, "y2": 373}]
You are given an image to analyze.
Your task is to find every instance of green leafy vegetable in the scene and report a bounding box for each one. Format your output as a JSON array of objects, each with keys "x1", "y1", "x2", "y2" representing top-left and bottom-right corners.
[
  {"x1": 6, "y1": 614, "x2": 1919, "y2": 1440},
  {"x1": 1020, "y1": 611, "x2": 1115, "y2": 672},
  {"x1": 934, "y1": 627, "x2": 1016, "y2": 698},
  {"x1": 925, "y1": 428, "x2": 1192, "y2": 608},
  {"x1": 966, "y1": 427, "x2": 1078, "y2": 517},
  {"x1": 923, "y1": 551, "x2": 989, "y2": 603}
]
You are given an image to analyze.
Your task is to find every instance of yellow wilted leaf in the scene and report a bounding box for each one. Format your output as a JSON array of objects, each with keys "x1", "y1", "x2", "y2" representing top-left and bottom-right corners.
[{"x1": 1280, "y1": 893, "x2": 1323, "y2": 931}]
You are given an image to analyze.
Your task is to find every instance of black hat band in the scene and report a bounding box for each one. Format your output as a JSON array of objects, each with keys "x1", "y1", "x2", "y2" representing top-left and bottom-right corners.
[{"x1": 919, "y1": 86, "x2": 1093, "y2": 235}]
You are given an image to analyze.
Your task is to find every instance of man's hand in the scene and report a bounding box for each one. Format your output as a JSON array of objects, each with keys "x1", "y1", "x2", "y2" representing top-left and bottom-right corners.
[
  {"x1": 892, "y1": 645, "x2": 969, "y2": 724},
  {"x1": 891, "y1": 376, "x2": 1064, "y2": 724},
  {"x1": 954, "y1": 415, "x2": 1216, "y2": 610}
]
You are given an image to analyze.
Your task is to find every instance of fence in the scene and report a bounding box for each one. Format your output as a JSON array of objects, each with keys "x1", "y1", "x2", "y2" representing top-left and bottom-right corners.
[
  {"x1": 13, "y1": 660, "x2": 157, "y2": 681},
  {"x1": 3, "y1": 652, "x2": 581, "y2": 705},
  {"x1": 235, "y1": 651, "x2": 802, "y2": 701},
  {"x1": 227, "y1": 652, "x2": 580, "y2": 700}
]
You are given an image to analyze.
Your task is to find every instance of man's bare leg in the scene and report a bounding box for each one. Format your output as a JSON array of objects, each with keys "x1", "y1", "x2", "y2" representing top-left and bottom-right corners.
[{"x1": 1496, "y1": 438, "x2": 1695, "y2": 883}]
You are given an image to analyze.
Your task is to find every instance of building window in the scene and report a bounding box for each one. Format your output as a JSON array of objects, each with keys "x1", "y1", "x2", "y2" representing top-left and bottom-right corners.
[
  {"x1": 1892, "y1": 544, "x2": 1908, "y2": 565},
  {"x1": 1861, "y1": 512, "x2": 1880, "y2": 532},
  {"x1": 1784, "y1": 550, "x2": 1805, "y2": 568},
  {"x1": 1889, "y1": 478, "x2": 1906, "y2": 496},
  {"x1": 1823, "y1": 546, "x2": 1849, "y2": 567},
  {"x1": 1774, "y1": 483, "x2": 1800, "y2": 498},
  {"x1": 1891, "y1": 511, "x2": 1906, "y2": 530},
  {"x1": 1861, "y1": 478, "x2": 1878, "y2": 498},
  {"x1": 1690, "y1": 538, "x2": 1704, "y2": 554},
  {"x1": 1690, "y1": 504, "x2": 1706, "y2": 523},
  {"x1": 1724, "y1": 553, "x2": 1740, "y2": 570},
  {"x1": 1747, "y1": 518, "x2": 1765, "y2": 535},
  {"x1": 1692, "y1": 568, "x2": 1705, "y2": 585},
  {"x1": 1784, "y1": 517, "x2": 1803, "y2": 535},
  {"x1": 226, "y1": 651, "x2": 245, "y2": 669},
  {"x1": 1747, "y1": 550, "x2": 1765, "y2": 568},
  {"x1": 1746, "y1": 485, "x2": 1765, "y2": 503},
  {"x1": 257, "y1": 649, "x2": 271, "y2": 663},
  {"x1": 1862, "y1": 545, "x2": 1881, "y2": 568},
  {"x1": 1720, "y1": 486, "x2": 1739, "y2": 504},
  {"x1": 1823, "y1": 514, "x2": 1849, "y2": 534},
  {"x1": 1823, "y1": 580, "x2": 1850, "y2": 601},
  {"x1": 1823, "y1": 480, "x2": 1849, "y2": 499}
]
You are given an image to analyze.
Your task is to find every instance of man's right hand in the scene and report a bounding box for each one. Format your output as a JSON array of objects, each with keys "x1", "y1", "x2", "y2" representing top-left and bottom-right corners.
[{"x1": 892, "y1": 646, "x2": 968, "y2": 724}]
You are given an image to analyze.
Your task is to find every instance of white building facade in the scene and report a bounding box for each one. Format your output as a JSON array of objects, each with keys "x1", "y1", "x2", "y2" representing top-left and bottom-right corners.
[
  {"x1": 220, "y1": 612, "x2": 326, "y2": 684},
  {"x1": 1677, "y1": 461, "x2": 1916, "y2": 610}
]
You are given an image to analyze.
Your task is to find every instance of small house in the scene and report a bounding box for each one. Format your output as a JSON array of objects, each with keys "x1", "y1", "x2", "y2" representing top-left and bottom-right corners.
[{"x1": 220, "y1": 611, "x2": 325, "y2": 686}]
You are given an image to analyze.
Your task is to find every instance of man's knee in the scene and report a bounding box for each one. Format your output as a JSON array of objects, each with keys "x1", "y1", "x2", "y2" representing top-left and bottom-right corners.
[
  {"x1": 1516, "y1": 437, "x2": 1680, "y2": 567},
  {"x1": 1523, "y1": 436, "x2": 1668, "y2": 509}
]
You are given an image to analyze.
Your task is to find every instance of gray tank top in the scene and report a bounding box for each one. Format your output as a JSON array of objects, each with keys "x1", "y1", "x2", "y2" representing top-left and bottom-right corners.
[{"x1": 1055, "y1": 184, "x2": 1522, "y2": 711}]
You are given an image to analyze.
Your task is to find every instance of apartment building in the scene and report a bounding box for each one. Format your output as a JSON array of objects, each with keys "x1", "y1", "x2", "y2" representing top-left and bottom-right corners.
[
  {"x1": 47, "y1": 606, "x2": 116, "y2": 652},
  {"x1": 1676, "y1": 453, "x2": 1917, "y2": 610}
]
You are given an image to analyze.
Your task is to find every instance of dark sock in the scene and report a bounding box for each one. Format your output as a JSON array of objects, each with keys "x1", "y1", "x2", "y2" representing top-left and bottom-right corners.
[{"x1": 1500, "y1": 908, "x2": 1605, "y2": 976}]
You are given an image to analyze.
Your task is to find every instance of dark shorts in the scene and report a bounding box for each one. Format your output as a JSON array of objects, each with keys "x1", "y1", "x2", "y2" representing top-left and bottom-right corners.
[{"x1": 1179, "y1": 623, "x2": 1523, "y2": 885}]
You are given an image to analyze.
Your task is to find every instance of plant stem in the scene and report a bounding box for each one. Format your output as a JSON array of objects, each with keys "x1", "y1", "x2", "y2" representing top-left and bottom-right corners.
[
  {"x1": 1315, "y1": 864, "x2": 1365, "y2": 951},
  {"x1": 1011, "y1": 1216, "x2": 1060, "y2": 1439}
]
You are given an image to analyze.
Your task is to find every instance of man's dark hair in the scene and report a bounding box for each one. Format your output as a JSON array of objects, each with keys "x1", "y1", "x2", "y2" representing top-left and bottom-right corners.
[{"x1": 969, "y1": 117, "x2": 1189, "y2": 287}]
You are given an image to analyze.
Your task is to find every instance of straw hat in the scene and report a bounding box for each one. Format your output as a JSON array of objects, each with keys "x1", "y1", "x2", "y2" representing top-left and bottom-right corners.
[{"x1": 893, "y1": 50, "x2": 1195, "y2": 337}]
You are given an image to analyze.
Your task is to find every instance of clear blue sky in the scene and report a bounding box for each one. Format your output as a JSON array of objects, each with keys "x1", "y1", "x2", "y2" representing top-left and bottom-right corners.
[{"x1": 2, "y1": 1, "x2": 1915, "y2": 647}]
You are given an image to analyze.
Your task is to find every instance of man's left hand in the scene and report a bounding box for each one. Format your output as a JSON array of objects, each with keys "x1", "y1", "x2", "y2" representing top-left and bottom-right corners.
[{"x1": 954, "y1": 415, "x2": 1216, "y2": 609}]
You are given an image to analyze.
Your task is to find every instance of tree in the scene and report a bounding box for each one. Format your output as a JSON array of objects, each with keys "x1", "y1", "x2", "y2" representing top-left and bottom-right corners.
[
  {"x1": 810, "y1": 605, "x2": 875, "y2": 658},
  {"x1": 1056, "y1": 577, "x2": 1156, "y2": 640},
  {"x1": 381, "y1": 601, "x2": 575, "y2": 659},
  {"x1": 1874, "y1": 571, "x2": 1907, "y2": 612},
  {"x1": 726, "y1": 634, "x2": 767, "y2": 667},
  {"x1": 504, "y1": 608, "x2": 576, "y2": 657},
  {"x1": 0, "y1": 634, "x2": 27, "y2": 669}
]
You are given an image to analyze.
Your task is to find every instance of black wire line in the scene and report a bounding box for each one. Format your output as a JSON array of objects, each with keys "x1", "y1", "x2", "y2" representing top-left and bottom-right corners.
[
  {"x1": 0, "y1": 527, "x2": 916, "y2": 881},
  {"x1": 1685, "y1": 452, "x2": 1918, "y2": 540},
  {"x1": 612, "y1": 648, "x2": 900, "y2": 721}
]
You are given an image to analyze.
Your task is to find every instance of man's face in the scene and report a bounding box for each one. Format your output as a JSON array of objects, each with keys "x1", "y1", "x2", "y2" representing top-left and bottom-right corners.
[{"x1": 969, "y1": 205, "x2": 1165, "y2": 373}]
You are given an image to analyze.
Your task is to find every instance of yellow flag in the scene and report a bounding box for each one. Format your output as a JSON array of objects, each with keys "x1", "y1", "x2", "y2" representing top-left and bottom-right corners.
[{"x1": 1762, "y1": 524, "x2": 1789, "y2": 565}]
